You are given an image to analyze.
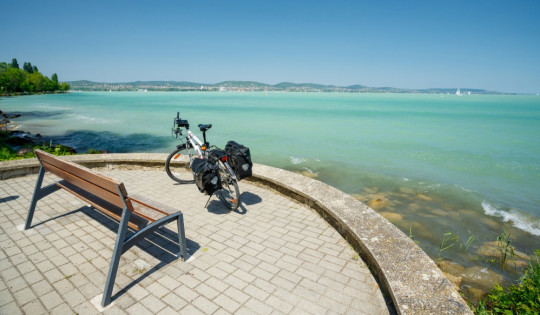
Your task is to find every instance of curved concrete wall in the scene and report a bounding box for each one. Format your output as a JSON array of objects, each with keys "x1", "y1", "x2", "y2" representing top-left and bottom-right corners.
[{"x1": 0, "y1": 153, "x2": 472, "y2": 314}]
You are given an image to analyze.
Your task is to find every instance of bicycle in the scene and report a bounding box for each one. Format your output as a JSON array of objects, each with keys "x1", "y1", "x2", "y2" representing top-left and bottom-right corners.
[{"x1": 165, "y1": 112, "x2": 241, "y2": 211}]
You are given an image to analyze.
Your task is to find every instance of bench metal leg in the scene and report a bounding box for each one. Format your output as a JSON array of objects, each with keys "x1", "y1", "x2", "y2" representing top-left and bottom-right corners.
[
  {"x1": 102, "y1": 207, "x2": 131, "y2": 307},
  {"x1": 177, "y1": 213, "x2": 188, "y2": 259},
  {"x1": 25, "y1": 166, "x2": 47, "y2": 230}
]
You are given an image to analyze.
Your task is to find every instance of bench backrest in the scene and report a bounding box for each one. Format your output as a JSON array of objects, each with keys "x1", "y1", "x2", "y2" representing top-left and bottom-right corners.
[{"x1": 34, "y1": 150, "x2": 133, "y2": 211}]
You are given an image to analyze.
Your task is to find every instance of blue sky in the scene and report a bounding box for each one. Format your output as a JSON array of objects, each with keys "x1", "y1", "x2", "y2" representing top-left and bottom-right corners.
[{"x1": 2, "y1": 0, "x2": 539, "y2": 93}]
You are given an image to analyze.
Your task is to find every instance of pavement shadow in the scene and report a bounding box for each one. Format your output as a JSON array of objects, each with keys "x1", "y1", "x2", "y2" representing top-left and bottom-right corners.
[
  {"x1": 0, "y1": 195, "x2": 19, "y2": 204},
  {"x1": 241, "y1": 191, "x2": 262, "y2": 205},
  {"x1": 31, "y1": 208, "x2": 83, "y2": 228},
  {"x1": 206, "y1": 191, "x2": 262, "y2": 215},
  {"x1": 77, "y1": 207, "x2": 201, "y2": 304},
  {"x1": 206, "y1": 199, "x2": 235, "y2": 215},
  {"x1": 28, "y1": 205, "x2": 200, "y2": 304}
]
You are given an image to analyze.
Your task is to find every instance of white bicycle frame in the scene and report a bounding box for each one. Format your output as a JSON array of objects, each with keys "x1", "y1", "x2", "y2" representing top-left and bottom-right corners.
[
  {"x1": 185, "y1": 129, "x2": 205, "y2": 158},
  {"x1": 183, "y1": 129, "x2": 237, "y2": 180}
]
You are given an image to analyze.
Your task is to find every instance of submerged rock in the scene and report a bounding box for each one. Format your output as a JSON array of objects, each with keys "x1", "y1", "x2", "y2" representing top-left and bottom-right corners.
[
  {"x1": 436, "y1": 259, "x2": 465, "y2": 288},
  {"x1": 462, "y1": 266, "x2": 504, "y2": 291},
  {"x1": 462, "y1": 286, "x2": 487, "y2": 302},
  {"x1": 398, "y1": 187, "x2": 415, "y2": 194},
  {"x1": 379, "y1": 211, "x2": 404, "y2": 222},
  {"x1": 476, "y1": 241, "x2": 531, "y2": 260},
  {"x1": 299, "y1": 170, "x2": 318, "y2": 178},
  {"x1": 368, "y1": 197, "x2": 387, "y2": 209},
  {"x1": 444, "y1": 272, "x2": 463, "y2": 289},
  {"x1": 437, "y1": 258, "x2": 465, "y2": 275},
  {"x1": 416, "y1": 193, "x2": 433, "y2": 201},
  {"x1": 362, "y1": 187, "x2": 379, "y2": 194}
]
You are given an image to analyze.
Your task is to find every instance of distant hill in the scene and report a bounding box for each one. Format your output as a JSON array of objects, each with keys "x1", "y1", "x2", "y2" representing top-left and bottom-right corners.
[{"x1": 67, "y1": 80, "x2": 507, "y2": 94}]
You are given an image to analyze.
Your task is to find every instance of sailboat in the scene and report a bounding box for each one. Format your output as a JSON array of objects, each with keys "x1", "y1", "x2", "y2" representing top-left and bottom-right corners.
[{"x1": 456, "y1": 88, "x2": 461, "y2": 95}]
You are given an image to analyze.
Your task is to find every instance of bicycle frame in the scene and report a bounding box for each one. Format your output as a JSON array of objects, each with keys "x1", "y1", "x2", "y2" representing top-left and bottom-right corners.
[
  {"x1": 185, "y1": 129, "x2": 205, "y2": 158},
  {"x1": 180, "y1": 128, "x2": 237, "y2": 180}
]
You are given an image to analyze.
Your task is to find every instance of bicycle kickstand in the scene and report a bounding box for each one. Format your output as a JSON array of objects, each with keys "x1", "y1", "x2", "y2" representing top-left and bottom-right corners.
[{"x1": 204, "y1": 195, "x2": 213, "y2": 208}]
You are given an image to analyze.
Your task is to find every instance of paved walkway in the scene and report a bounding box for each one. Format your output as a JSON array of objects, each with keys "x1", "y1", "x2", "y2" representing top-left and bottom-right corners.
[{"x1": 0, "y1": 169, "x2": 391, "y2": 314}]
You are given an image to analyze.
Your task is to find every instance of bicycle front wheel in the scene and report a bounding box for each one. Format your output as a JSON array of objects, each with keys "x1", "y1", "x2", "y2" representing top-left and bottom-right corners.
[
  {"x1": 217, "y1": 161, "x2": 240, "y2": 211},
  {"x1": 165, "y1": 146, "x2": 195, "y2": 184}
]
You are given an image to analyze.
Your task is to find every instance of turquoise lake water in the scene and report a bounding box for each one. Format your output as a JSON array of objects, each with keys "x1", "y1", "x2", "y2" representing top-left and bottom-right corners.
[{"x1": 2, "y1": 91, "x2": 539, "y2": 291}]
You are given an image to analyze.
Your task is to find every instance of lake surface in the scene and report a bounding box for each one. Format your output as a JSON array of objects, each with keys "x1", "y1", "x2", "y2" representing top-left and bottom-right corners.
[{"x1": 2, "y1": 91, "x2": 539, "y2": 295}]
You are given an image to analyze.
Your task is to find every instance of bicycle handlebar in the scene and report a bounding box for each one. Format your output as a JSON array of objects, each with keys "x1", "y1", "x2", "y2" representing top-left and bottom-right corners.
[{"x1": 174, "y1": 112, "x2": 190, "y2": 129}]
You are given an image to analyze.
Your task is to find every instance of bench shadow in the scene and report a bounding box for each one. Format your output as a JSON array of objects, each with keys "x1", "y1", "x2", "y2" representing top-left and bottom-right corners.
[
  {"x1": 34, "y1": 205, "x2": 199, "y2": 304},
  {"x1": 0, "y1": 195, "x2": 19, "y2": 203},
  {"x1": 31, "y1": 209, "x2": 84, "y2": 228}
]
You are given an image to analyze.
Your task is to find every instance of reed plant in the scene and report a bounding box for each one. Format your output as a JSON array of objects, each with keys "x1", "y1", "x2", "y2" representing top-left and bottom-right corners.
[{"x1": 496, "y1": 231, "x2": 516, "y2": 272}]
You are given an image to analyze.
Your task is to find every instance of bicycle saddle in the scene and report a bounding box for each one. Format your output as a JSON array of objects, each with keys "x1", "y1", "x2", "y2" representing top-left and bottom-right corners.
[{"x1": 198, "y1": 124, "x2": 212, "y2": 132}]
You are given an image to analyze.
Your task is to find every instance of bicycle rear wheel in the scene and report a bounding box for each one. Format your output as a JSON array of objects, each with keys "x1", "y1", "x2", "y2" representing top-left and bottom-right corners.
[
  {"x1": 217, "y1": 161, "x2": 240, "y2": 211},
  {"x1": 165, "y1": 145, "x2": 195, "y2": 184}
]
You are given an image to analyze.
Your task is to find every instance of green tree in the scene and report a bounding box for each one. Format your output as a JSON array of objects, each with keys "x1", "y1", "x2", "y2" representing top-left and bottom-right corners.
[
  {"x1": 23, "y1": 62, "x2": 34, "y2": 73},
  {"x1": 59, "y1": 82, "x2": 70, "y2": 91},
  {"x1": 10, "y1": 58, "x2": 19, "y2": 69},
  {"x1": 25, "y1": 72, "x2": 51, "y2": 92},
  {"x1": 33, "y1": 65, "x2": 39, "y2": 73},
  {"x1": 51, "y1": 73, "x2": 58, "y2": 83},
  {"x1": 0, "y1": 67, "x2": 25, "y2": 92},
  {"x1": 0, "y1": 62, "x2": 8, "y2": 73}
]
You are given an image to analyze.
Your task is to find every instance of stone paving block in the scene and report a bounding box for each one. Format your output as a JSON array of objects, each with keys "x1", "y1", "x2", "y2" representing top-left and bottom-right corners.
[
  {"x1": 195, "y1": 282, "x2": 220, "y2": 300},
  {"x1": 21, "y1": 298, "x2": 47, "y2": 314},
  {"x1": 249, "y1": 265, "x2": 273, "y2": 281},
  {"x1": 1, "y1": 301, "x2": 23, "y2": 315},
  {"x1": 179, "y1": 303, "x2": 205, "y2": 315},
  {"x1": 265, "y1": 295, "x2": 294, "y2": 314},
  {"x1": 52, "y1": 278, "x2": 75, "y2": 295},
  {"x1": 31, "y1": 279, "x2": 53, "y2": 296},
  {"x1": 223, "y1": 286, "x2": 250, "y2": 305},
  {"x1": 244, "y1": 283, "x2": 270, "y2": 301},
  {"x1": 1, "y1": 266, "x2": 20, "y2": 281},
  {"x1": 126, "y1": 302, "x2": 154, "y2": 315},
  {"x1": 157, "y1": 274, "x2": 180, "y2": 291},
  {"x1": 43, "y1": 268, "x2": 64, "y2": 284},
  {"x1": 162, "y1": 292, "x2": 188, "y2": 310},
  {"x1": 140, "y1": 294, "x2": 167, "y2": 313},
  {"x1": 78, "y1": 282, "x2": 101, "y2": 299},
  {"x1": 51, "y1": 302, "x2": 73, "y2": 315},
  {"x1": 295, "y1": 266, "x2": 320, "y2": 282},
  {"x1": 40, "y1": 290, "x2": 63, "y2": 310},
  {"x1": 269, "y1": 275, "x2": 296, "y2": 292},
  {"x1": 245, "y1": 297, "x2": 274, "y2": 314},
  {"x1": 214, "y1": 293, "x2": 241, "y2": 313},
  {"x1": 174, "y1": 286, "x2": 198, "y2": 303},
  {"x1": 0, "y1": 288, "x2": 14, "y2": 307},
  {"x1": 191, "y1": 296, "x2": 219, "y2": 314},
  {"x1": 6, "y1": 275, "x2": 27, "y2": 293}
]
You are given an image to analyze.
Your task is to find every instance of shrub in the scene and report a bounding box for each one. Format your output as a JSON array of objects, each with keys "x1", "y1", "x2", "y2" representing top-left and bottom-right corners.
[{"x1": 475, "y1": 250, "x2": 540, "y2": 314}]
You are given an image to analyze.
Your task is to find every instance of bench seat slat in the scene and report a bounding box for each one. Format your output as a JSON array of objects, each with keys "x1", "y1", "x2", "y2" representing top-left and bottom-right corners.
[
  {"x1": 41, "y1": 160, "x2": 127, "y2": 209},
  {"x1": 57, "y1": 180, "x2": 148, "y2": 231}
]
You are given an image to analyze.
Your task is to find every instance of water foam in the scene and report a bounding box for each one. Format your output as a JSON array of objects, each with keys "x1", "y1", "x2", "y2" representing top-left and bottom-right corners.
[
  {"x1": 69, "y1": 114, "x2": 115, "y2": 124},
  {"x1": 482, "y1": 202, "x2": 540, "y2": 236},
  {"x1": 290, "y1": 156, "x2": 306, "y2": 164}
]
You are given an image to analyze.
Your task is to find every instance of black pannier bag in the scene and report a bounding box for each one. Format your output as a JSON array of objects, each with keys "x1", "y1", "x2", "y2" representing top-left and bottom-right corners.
[
  {"x1": 191, "y1": 158, "x2": 222, "y2": 195},
  {"x1": 225, "y1": 141, "x2": 253, "y2": 180}
]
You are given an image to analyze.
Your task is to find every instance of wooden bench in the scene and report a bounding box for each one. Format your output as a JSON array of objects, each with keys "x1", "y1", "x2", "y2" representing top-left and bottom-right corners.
[{"x1": 24, "y1": 150, "x2": 188, "y2": 307}]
